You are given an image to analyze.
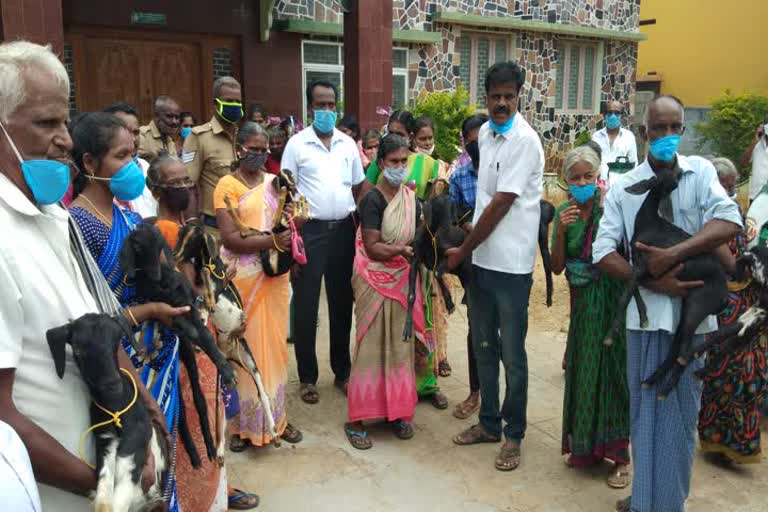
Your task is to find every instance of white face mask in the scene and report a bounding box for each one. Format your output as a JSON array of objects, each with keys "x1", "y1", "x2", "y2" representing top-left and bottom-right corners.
[
  {"x1": 416, "y1": 144, "x2": 435, "y2": 156},
  {"x1": 382, "y1": 166, "x2": 408, "y2": 186},
  {"x1": 764, "y1": 123, "x2": 768, "y2": 136}
]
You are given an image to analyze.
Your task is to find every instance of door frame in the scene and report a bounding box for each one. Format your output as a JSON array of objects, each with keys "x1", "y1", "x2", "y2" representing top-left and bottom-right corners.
[{"x1": 65, "y1": 25, "x2": 241, "y2": 121}]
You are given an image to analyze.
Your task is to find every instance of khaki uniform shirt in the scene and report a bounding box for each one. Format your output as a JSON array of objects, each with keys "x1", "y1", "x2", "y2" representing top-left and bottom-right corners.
[
  {"x1": 138, "y1": 120, "x2": 177, "y2": 163},
  {"x1": 182, "y1": 116, "x2": 238, "y2": 217}
]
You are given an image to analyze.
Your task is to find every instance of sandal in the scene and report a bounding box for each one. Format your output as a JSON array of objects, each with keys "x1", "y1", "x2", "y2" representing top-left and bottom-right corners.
[
  {"x1": 430, "y1": 391, "x2": 449, "y2": 410},
  {"x1": 229, "y1": 435, "x2": 249, "y2": 453},
  {"x1": 281, "y1": 422, "x2": 303, "y2": 444},
  {"x1": 495, "y1": 443, "x2": 521, "y2": 471},
  {"x1": 452, "y1": 394, "x2": 480, "y2": 420},
  {"x1": 390, "y1": 419, "x2": 414, "y2": 440},
  {"x1": 452, "y1": 424, "x2": 501, "y2": 445},
  {"x1": 438, "y1": 360, "x2": 452, "y2": 377},
  {"x1": 300, "y1": 383, "x2": 319, "y2": 404},
  {"x1": 607, "y1": 465, "x2": 631, "y2": 489},
  {"x1": 615, "y1": 497, "x2": 631, "y2": 512},
  {"x1": 344, "y1": 422, "x2": 372, "y2": 450},
  {"x1": 228, "y1": 488, "x2": 259, "y2": 510}
]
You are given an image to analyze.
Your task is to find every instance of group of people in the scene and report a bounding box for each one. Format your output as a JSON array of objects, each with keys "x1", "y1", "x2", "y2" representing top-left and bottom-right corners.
[{"x1": 0, "y1": 39, "x2": 765, "y2": 512}]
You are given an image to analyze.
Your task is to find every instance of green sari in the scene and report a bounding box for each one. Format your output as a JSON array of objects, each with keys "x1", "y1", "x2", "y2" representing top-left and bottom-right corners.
[
  {"x1": 365, "y1": 153, "x2": 441, "y2": 201},
  {"x1": 551, "y1": 192, "x2": 631, "y2": 467}
]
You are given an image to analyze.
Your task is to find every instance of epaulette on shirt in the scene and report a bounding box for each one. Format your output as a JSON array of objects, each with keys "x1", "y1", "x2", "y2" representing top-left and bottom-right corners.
[{"x1": 191, "y1": 123, "x2": 212, "y2": 135}]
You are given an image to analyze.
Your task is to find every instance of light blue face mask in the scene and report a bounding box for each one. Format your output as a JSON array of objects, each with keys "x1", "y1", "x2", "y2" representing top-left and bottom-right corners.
[
  {"x1": 383, "y1": 166, "x2": 408, "y2": 186},
  {"x1": 605, "y1": 113, "x2": 621, "y2": 130},
  {"x1": 89, "y1": 159, "x2": 146, "y2": 201},
  {"x1": 649, "y1": 134, "x2": 681, "y2": 163},
  {"x1": 489, "y1": 114, "x2": 515, "y2": 135},
  {"x1": 568, "y1": 183, "x2": 597, "y2": 205},
  {"x1": 0, "y1": 121, "x2": 70, "y2": 205},
  {"x1": 180, "y1": 126, "x2": 192, "y2": 138},
  {"x1": 313, "y1": 109, "x2": 337, "y2": 134}
]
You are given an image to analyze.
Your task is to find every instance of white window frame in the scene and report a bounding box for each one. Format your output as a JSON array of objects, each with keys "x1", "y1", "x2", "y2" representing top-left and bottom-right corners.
[
  {"x1": 392, "y1": 47, "x2": 410, "y2": 109},
  {"x1": 555, "y1": 40, "x2": 604, "y2": 115},
  {"x1": 459, "y1": 31, "x2": 515, "y2": 105}
]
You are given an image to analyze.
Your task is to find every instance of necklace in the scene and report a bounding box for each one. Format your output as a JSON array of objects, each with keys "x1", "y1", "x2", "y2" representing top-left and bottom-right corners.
[
  {"x1": 235, "y1": 169, "x2": 263, "y2": 188},
  {"x1": 79, "y1": 194, "x2": 113, "y2": 227}
]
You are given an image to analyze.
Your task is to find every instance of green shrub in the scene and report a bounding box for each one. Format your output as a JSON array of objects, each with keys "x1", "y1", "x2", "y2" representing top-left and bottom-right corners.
[
  {"x1": 695, "y1": 91, "x2": 768, "y2": 179},
  {"x1": 412, "y1": 86, "x2": 476, "y2": 164}
]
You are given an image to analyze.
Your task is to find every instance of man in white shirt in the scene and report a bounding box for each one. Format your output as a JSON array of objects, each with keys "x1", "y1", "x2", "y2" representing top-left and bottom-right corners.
[
  {"x1": 447, "y1": 62, "x2": 544, "y2": 472},
  {"x1": 280, "y1": 80, "x2": 371, "y2": 404},
  {"x1": 593, "y1": 96, "x2": 741, "y2": 512},
  {"x1": 743, "y1": 114, "x2": 768, "y2": 201},
  {"x1": 592, "y1": 100, "x2": 638, "y2": 186},
  {"x1": 0, "y1": 420, "x2": 41, "y2": 512},
  {"x1": 0, "y1": 41, "x2": 182, "y2": 512}
]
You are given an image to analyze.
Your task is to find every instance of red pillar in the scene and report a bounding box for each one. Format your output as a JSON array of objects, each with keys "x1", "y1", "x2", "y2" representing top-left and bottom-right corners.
[
  {"x1": 343, "y1": 0, "x2": 392, "y2": 132},
  {"x1": 0, "y1": 0, "x2": 64, "y2": 55}
]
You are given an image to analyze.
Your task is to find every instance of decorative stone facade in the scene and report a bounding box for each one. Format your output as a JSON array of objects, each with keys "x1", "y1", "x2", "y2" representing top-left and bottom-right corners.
[{"x1": 273, "y1": 0, "x2": 641, "y2": 172}]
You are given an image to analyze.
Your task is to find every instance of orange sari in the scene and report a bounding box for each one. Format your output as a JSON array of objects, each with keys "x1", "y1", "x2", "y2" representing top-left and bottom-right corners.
[{"x1": 214, "y1": 174, "x2": 290, "y2": 446}]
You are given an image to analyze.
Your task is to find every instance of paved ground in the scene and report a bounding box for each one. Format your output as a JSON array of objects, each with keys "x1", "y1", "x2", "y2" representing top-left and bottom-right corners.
[{"x1": 227, "y1": 263, "x2": 768, "y2": 511}]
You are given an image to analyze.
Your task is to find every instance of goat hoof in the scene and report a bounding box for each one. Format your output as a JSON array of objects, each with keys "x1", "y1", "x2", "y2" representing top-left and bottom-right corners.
[
  {"x1": 603, "y1": 337, "x2": 613, "y2": 346},
  {"x1": 656, "y1": 394, "x2": 668, "y2": 401},
  {"x1": 676, "y1": 356, "x2": 688, "y2": 366},
  {"x1": 641, "y1": 381, "x2": 652, "y2": 389}
]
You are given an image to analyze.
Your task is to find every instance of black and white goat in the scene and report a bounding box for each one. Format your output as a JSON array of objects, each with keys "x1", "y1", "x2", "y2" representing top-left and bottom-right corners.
[
  {"x1": 603, "y1": 170, "x2": 728, "y2": 398},
  {"x1": 174, "y1": 223, "x2": 280, "y2": 446},
  {"x1": 119, "y1": 223, "x2": 235, "y2": 468},
  {"x1": 48, "y1": 313, "x2": 168, "y2": 512}
]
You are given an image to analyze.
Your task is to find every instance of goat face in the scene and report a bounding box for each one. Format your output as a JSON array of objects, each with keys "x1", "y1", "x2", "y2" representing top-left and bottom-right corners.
[
  {"x1": 120, "y1": 224, "x2": 168, "y2": 283},
  {"x1": 624, "y1": 168, "x2": 681, "y2": 198},
  {"x1": 47, "y1": 314, "x2": 133, "y2": 399},
  {"x1": 745, "y1": 246, "x2": 768, "y2": 286}
]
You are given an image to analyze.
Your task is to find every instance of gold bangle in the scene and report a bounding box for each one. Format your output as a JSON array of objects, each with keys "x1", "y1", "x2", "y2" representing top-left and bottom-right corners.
[
  {"x1": 126, "y1": 307, "x2": 139, "y2": 328},
  {"x1": 272, "y1": 233, "x2": 285, "y2": 253}
]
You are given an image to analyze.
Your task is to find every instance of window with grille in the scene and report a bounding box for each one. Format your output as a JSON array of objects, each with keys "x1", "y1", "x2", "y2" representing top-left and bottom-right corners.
[
  {"x1": 459, "y1": 33, "x2": 513, "y2": 104},
  {"x1": 555, "y1": 41, "x2": 601, "y2": 113}
]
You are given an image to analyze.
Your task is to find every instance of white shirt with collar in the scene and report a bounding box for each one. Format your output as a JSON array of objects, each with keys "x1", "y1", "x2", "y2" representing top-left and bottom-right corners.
[
  {"x1": 473, "y1": 115, "x2": 544, "y2": 274},
  {"x1": 749, "y1": 136, "x2": 768, "y2": 200},
  {"x1": 592, "y1": 155, "x2": 742, "y2": 334},
  {"x1": 280, "y1": 127, "x2": 365, "y2": 221},
  {"x1": 0, "y1": 173, "x2": 97, "y2": 512},
  {"x1": 0, "y1": 420, "x2": 41, "y2": 512},
  {"x1": 591, "y1": 127, "x2": 638, "y2": 184},
  {"x1": 128, "y1": 157, "x2": 158, "y2": 219}
]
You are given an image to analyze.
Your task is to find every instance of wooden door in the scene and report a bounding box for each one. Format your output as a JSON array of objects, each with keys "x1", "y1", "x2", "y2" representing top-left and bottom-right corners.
[{"x1": 66, "y1": 28, "x2": 240, "y2": 123}]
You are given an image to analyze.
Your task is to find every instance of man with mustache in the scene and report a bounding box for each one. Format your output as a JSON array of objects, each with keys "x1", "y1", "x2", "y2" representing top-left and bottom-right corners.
[{"x1": 447, "y1": 62, "x2": 544, "y2": 472}]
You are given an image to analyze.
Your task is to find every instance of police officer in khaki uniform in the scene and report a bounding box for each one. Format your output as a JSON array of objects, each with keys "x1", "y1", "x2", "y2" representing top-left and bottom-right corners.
[
  {"x1": 182, "y1": 77, "x2": 242, "y2": 230},
  {"x1": 139, "y1": 95, "x2": 180, "y2": 162}
]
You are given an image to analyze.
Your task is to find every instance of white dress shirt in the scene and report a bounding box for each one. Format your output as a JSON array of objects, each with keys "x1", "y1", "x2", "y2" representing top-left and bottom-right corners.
[
  {"x1": 129, "y1": 157, "x2": 158, "y2": 219},
  {"x1": 592, "y1": 155, "x2": 742, "y2": 334},
  {"x1": 0, "y1": 173, "x2": 97, "y2": 512},
  {"x1": 0, "y1": 420, "x2": 41, "y2": 512},
  {"x1": 591, "y1": 127, "x2": 638, "y2": 185},
  {"x1": 280, "y1": 127, "x2": 365, "y2": 220},
  {"x1": 473, "y1": 115, "x2": 544, "y2": 274},
  {"x1": 748, "y1": 137, "x2": 768, "y2": 200}
]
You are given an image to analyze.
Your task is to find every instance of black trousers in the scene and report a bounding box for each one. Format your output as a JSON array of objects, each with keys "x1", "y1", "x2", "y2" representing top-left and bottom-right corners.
[
  {"x1": 291, "y1": 215, "x2": 355, "y2": 385},
  {"x1": 467, "y1": 307, "x2": 480, "y2": 393}
]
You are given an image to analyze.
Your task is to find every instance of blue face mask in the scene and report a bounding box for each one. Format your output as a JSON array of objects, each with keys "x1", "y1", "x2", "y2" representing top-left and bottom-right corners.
[
  {"x1": 605, "y1": 113, "x2": 621, "y2": 130},
  {"x1": 91, "y1": 159, "x2": 146, "y2": 201},
  {"x1": 649, "y1": 134, "x2": 681, "y2": 163},
  {"x1": 489, "y1": 114, "x2": 515, "y2": 135},
  {"x1": 0, "y1": 121, "x2": 70, "y2": 205},
  {"x1": 180, "y1": 126, "x2": 192, "y2": 138},
  {"x1": 313, "y1": 109, "x2": 337, "y2": 134},
  {"x1": 568, "y1": 183, "x2": 597, "y2": 205}
]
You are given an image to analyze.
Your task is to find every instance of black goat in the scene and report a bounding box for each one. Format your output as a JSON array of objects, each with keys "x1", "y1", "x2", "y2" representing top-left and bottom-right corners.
[
  {"x1": 603, "y1": 170, "x2": 728, "y2": 398},
  {"x1": 48, "y1": 313, "x2": 168, "y2": 512},
  {"x1": 120, "y1": 223, "x2": 235, "y2": 468}
]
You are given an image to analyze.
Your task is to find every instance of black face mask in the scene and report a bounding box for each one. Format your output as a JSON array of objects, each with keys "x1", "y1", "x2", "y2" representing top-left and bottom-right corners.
[
  {"x1": 239, "y1": 151, "x2": 268, "y2": 173},
  {"x1": 466, "y1": 140, "x2": 480, "y2": 171},
  {"x1": 161, "y1": 186, "x2": 191, "y2": 212}
]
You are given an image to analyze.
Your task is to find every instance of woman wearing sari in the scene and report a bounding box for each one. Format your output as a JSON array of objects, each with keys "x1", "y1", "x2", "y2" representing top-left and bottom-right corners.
[
  {"x1": 68, "y1": 113, "x2": 186, "y2": 510},
  {"x1": 366, "y1": 112, "x2": 450, "y2": 409},
  {"x1": 214, "y1": 122, "x2": 303, "y2": 451},
  {"x1": 551, "y1": 146, "x2": 631, "y2": 489},
  {"x1": 345, "y1": 133, "x2": 425, "y2": 449}
]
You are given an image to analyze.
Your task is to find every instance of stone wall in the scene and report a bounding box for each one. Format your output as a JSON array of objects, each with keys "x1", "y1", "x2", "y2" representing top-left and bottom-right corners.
[{"x1": 273, "y1": 0, "x2": 641, "y2": 173}]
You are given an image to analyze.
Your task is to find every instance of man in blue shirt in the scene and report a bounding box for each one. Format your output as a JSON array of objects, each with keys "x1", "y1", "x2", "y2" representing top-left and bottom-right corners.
[
  {"x1": 448, "y1": 113, "x2": 486, "y2": 420},
  {"x1": 593, "y1": 96, "x2": 741, "y2": 512}
]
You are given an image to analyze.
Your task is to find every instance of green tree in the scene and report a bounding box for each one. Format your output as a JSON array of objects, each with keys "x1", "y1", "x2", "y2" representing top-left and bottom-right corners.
[
  {"x1": 412, "y1": 86, "x2": 476, "y2": 164},
  {"x1": 695, "y1": 91, "x2": 768, "y2": 179}
]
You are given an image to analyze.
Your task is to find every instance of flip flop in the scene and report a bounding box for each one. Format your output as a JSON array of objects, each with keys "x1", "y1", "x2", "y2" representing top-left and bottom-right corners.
[
  {"x1": 390, "y1": 419, "x2": 414, "y2": 440},
  {"x1": 344, "y1": 423, "x2": 372, "y2": 450},
  {"x1": 228, "y1": 489, "x2": 259, "y2": 510},
  {"x1": 452, "y1": 424, "x2": 501, "y2": 445},
  {"x1": 452, "y1": 397, "x2": 480, "y2": 419},
  {"x1": 615, "y1": 497, "x2": 631, "y2": 512},
  {"x1": 281, "y1": 422, "x2": 303, "y2": 444},
  {"x1": 430, "y1": 392, "x2": 449, "y2": 410},
  {"x1": 607, "y1": 467, "x2": 631, "y2": 489},
  {"x1": 495, "y1": 444, "x2": 521, "y2": 471},
  {"x1": 229, "y1": 436, "x2": 249, "y2": 453},
  {"x1": 300, "y1": 383, "x2": 319, "y2": 404},
  {"x1": 438, "y1": 360, "x2": 452, "y2": 377}
]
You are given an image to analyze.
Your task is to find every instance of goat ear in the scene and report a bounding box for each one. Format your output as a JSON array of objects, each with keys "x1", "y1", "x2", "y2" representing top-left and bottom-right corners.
[
  {"x1": 119, "y1": 239, "x2": 137, "y2": 282},
  {"x1": 46, "y1": 323, "x2": 72, "y2": 379},
  {"x1": 203, "y1": 232, "x2": 218, "y2": 261},
  {"x1": 624, "y1": 177, "x2": 657, "y2": 196}
]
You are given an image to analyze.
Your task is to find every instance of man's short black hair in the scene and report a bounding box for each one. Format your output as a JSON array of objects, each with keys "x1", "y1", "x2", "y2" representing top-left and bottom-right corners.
[
  {"x1": 484, "y1": 61, "x2": 525, "y2": 94},
  {"x1": 103, "y1": 103, "x2": 140, "y2": 119},
  {"x1": 306, "y1": 79, "x2": 338, "y2": 106},
  {"x1": 461, "y1": 114, "x2": 489, "y2": 139}
]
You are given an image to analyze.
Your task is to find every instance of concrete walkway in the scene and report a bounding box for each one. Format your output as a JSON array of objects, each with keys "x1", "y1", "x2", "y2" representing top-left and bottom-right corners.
[{"x1": 226, "y1": 283, "x2": 767, "y2": 511}]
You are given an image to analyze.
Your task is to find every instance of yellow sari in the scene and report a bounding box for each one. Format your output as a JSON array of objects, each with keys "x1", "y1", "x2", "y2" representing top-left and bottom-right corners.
[{"x1": 213, "y1": 174, "x2": 290, "y2": 446}]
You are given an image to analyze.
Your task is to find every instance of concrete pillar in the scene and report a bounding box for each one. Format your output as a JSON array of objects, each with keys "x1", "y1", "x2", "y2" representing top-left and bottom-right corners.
[
  {"x1": 343, "y1": 0, "x2": 393, "y2": 132},
  {"x1": 0, "y1": 0, "x2": 64, "y2": 55}
]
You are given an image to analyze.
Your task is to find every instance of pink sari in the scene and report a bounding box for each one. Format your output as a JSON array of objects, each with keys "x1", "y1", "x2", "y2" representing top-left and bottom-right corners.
[{"x1": 348, "y1": 186, "x2": 424, "y2": 423}]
